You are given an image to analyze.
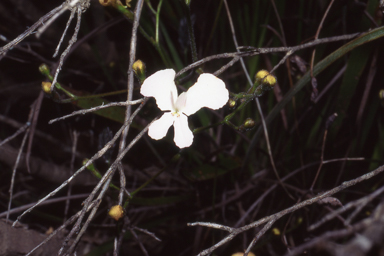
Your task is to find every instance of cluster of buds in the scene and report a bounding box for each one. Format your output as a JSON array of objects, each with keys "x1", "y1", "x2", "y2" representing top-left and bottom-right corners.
[{"x1": 254, "y1": 70, "x2": 276, "y2": 97}]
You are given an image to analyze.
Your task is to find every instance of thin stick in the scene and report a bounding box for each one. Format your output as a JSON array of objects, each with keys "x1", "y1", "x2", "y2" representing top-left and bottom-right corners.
[
  {"x1": 50, "y1": 7, "x2": 82, "y2": 91},
  {"x1": 64, "y1": 130, "x2": 79, "y2": 221},
  {"x1": 53, "y1": 9, "x2": 76, "y2": 58},
  {"x1": 7, "y1": 127, "x2": 30, "y2": 221},
  {"x1": 310, "y1": 0, "x2": 334, "y2": 98},
  {"x1": 119, "y1": 0, "x2": 144, "y2": 149},
  {"x1": 49, "y1": 99, "x2": 144, "y2": 124},
  {"x1": 0, "y1": 122, "x2": 30, "y2": 148},
  {"x1": 26, "y1": 91, "x2": 44, "y2": 173},
  {"x1": 0, "y1": 194, "x2": 88, "y2": 218}
]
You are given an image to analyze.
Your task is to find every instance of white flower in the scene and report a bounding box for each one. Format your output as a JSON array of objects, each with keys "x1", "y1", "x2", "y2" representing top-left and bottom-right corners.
[{"x1": 140, "y1": 69, "x2": 229, "y2": 148}]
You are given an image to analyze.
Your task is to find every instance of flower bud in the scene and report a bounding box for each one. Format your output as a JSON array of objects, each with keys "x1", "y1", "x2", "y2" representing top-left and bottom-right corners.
[
  {"x1": 228, "y1": 99, "x2": 237, "y2": 109},
  {"x1": 255, "y1": 70, "x2": 276, "y2": 87},
  {"x1": 132, "y1": 59, "x2": 146, "y2": 84},
  {"x1": 255, "y1": 70, "x2": 269, "y2": 81},
  {"x1": 41, "y1": 82, "x2": 52, "y2": 94},
  {"x1": 108, "y1": 205, "x2": 125, "y2": 221},
  {"x1": 39, "y1": 64, "x2": 50, "y2": 76},
  {"x1": 243, "y1": 118, "x2": 255, "y2": 129},
  {"x1": 238, "y1": 118, "x2": 256, "y2": 132},
  {"x1": 272, "y1": 228, "x2": 281, "y2": 236}
]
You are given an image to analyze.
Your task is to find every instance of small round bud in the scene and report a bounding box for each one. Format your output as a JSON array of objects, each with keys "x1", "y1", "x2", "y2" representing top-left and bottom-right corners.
[
  {"x1": 272, "y1": 228, "x2": 281, "y2": 236},
  {"x1": 39, "y1": 64, "x2": 50, "y2": 76},
  {"x1": 238, "y1": 118, "x2": 256, "y2": 132},
  {"x1": 228, "y1": 99, "x2": 237, "y2": 108},
  {"x1": 108, "y1": 205, "x2": 125, "y2": 221},
  {"x1": 41, "y1": 82, "x2": 52, "y2": 94},
  {"x1": 132, "y1": 60, "x2": 146, "y2": 84},
  {"x1": 132, "y1": 60, "x2": 145, "y2": 74},
  {"x1": 243, "y1": 118, "x2": 255, "y2": 129}
]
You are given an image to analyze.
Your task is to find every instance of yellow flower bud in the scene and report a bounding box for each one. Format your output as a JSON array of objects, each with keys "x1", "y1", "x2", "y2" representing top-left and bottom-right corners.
[
  {"x1": 41, "y1": 82, "x2": 52, "y2": 94},
  {"x1": 243, "y1": 118, "x2": 255, "y2": 129},
  {"x1": 133, "y1": 60, "x2": 145, "y2": 74},
  {"x1": 39, "y1": 64, "x2": 50, "y2": 76},
  {"x1": 108, "y1": 205, "x2": 125, "y2": 221},
  {"x1": 228, "y1": 99, "x2": 237, "y2": 108},
  {"x1": 272, "y1": 228, "x2": 281, "y2": 236},
  {"x1": 132, "y1": 60, "x2": 146, "y2": 84},
  {"x1": 255, "y1": 70, "x2": 269, "y2": 81},
  {"x1": 255, "y1": 70, "x2": 276, "y2": 87}
]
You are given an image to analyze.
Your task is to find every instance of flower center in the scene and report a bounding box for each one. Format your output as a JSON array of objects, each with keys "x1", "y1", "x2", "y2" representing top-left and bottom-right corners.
[{"x1": 171, "y1": 111, "x2": 181, "y2": 117}]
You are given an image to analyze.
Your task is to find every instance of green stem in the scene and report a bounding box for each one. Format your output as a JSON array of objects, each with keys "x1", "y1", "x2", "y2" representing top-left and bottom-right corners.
[
  {"x1": 114, "y1": 1, "x2": 171, "y2": 67},
  {"x1": 155, "y1": 0, "x2": 164, "y2": 44},
  {"x1": 130, "y1": 167, "x2": 167, "y2": 197},
  {"x1": 40, "y1": 63, "x2": 128, "y2": 103},
  {"x1": 60, "y1": 89, "x2": 127, "y2": 103}
]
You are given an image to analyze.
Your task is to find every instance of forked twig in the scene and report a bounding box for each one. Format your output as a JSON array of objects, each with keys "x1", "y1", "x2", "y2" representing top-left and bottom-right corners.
[
  {"x1": 0, "y1": 3, "x2": 65, "y2": 59},
  {"x1": 176, "y1": 33, "x2": 360, "y2": 78},
  {"x1": 190, "y1": 164, "x2": 384, "y2": 256}
]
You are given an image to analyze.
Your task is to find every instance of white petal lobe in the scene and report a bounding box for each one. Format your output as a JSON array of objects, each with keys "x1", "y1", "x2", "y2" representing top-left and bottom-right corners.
[
  {"x1": 140, "y1": 69, "x2": 178, "y2": 111},
  {"x1": 148, "y1": 113, "x2": 175, "y2": 140},
  {"x1": 182, "y1": 74, "x2": 229, "y2": 116},
  {"x1": 173, "y1": 114, "x2": 193, "y2": 148}
]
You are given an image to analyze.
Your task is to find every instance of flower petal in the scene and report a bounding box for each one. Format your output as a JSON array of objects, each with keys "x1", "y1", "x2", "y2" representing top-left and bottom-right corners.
[
  {"x1": 148, "y1": 112, "x2": 175, "y2": 140},
  {"x1": 182, "y1": 74, "x2": 229, "y2": 116},
  {"x1": 173, "y1": 114, "x2": 193, "y2": 148},
  {"x1": 175, "y1": 91, "x2": 187, "y2": 111},
  {"x1": 140, "y1": 69, "x2": 178, "y2": 111}
]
